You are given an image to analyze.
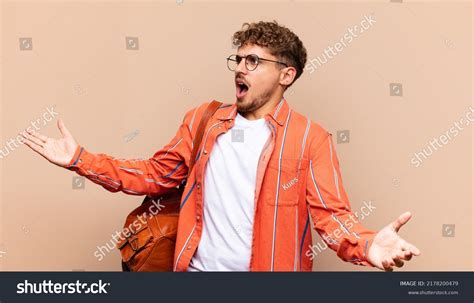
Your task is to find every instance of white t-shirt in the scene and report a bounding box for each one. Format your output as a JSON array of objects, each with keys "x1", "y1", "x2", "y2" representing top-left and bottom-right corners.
[{"x1": 187, "y1": 112, "x2": 271, "y2": 271}]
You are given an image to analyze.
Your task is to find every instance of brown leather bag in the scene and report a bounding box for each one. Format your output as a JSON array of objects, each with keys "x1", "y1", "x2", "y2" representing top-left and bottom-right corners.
[{"x1": 118, "y1": 100, "x2": 222, "y2": 271}]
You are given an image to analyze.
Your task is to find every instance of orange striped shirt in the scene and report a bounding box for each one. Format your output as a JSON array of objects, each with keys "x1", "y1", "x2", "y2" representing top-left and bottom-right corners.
[{"x1": 66, "y1": 98, "x2": 376, "y2": 271}]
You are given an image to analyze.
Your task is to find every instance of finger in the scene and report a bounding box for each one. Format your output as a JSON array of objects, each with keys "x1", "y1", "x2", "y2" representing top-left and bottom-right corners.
[
  {"x1": 16, "y1": 133, "x2": 26, "y2": 145},
  {"x1": 382, "y1": 259, "x2": 390, "y2": 270},
  {"x1": 401, "y1": 242, "x2": 419, "y2": 258},
  {"x1": 390, "y1": 259, "x2": 395, "y2": 267},
  {"x1": 21, "y1": 131, "x2": 45, "y2": 148},
  {"x1": 57, "y1": 119, "x2": 72, "y2": 138},
  {"x1": 390, "y1": 211, "x2": 412, "y2": 232},
  {"x1": 382, "y1": 259, "x2": 393, "y2": 272},
  {"x1": 402, "y1": 251, "x2": 413, "y2": 261},
  {"x1": 392, "y1": 252, "x2": 405, "y2": 268},
  {"x1": 22, "y1": 138, "x2": 46, "y2": 157},
  {"x1": 26, "y1": 129, "x2": 48, "y2": 143},
  {"x1": 401, "y1": 241, "x2": 421, "y2": 256},
  {"x1": 407, "y1": 243, "x2": 421, "y2": 256},
  {"x1": 394, "y1": 258, "x2": 404, "y2": 268}
]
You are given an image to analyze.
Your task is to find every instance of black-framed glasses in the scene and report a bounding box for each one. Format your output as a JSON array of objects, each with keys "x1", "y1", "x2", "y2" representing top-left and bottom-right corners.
[{"x1": 226, "y1": 54, "x2": 288, "y2": 71}]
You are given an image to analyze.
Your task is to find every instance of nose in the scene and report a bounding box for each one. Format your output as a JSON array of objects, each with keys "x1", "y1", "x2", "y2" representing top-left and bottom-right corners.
[{"x1": 234, "y1": 57, "x2": 247, "y2": 75}]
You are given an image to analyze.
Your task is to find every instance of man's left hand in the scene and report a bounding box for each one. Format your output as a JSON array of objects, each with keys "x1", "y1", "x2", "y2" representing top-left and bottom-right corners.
[{"x1": 367, "y1": 212, "x2": 421, "y2": 271}]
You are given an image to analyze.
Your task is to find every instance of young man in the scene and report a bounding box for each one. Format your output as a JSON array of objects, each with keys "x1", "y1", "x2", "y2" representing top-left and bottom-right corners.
[{"x1": 21, "y1": 21, "x2": 420, "y2": 272}]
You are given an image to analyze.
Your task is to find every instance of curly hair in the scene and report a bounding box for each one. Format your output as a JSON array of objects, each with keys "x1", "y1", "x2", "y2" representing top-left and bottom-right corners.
[{"x1": 232, "y1": 21, "x2": 307, "y2": 86}]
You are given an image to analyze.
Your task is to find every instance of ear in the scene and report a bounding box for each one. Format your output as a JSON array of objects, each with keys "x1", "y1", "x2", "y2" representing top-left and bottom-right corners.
[{"x1": 279, "y1": 67, "x2": 297, "y2": 87}]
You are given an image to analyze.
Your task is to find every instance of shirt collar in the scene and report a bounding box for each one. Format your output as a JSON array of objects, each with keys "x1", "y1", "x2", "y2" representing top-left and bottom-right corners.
[{"x1": 216, "y1": 97, "x2": 289, "y2": 127}]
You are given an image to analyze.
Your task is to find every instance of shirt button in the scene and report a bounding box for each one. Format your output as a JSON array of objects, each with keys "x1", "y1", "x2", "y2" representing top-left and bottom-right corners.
[
  {"x1": 203, "y1": 150, "x2": 208, "y2": 155},
  {"x1": 196, "y1": 215, "x2": 201, "y2": 221},
  {"x1": 196, "y1": 183, "x2": 201, "y2": 189},
  {"x1": 187, "y1": 245, "x2": 192, "y2": 250}
]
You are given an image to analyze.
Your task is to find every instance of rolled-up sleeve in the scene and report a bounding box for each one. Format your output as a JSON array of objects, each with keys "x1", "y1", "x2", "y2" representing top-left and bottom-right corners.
[{"x1": 64, "y1": 106, "x2": 199, "y2": 197}]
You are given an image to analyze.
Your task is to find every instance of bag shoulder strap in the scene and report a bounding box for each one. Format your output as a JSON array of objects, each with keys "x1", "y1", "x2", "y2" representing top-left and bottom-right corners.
[{"x1": 188, "y1": 100, "x2": 222, "y2": 173}]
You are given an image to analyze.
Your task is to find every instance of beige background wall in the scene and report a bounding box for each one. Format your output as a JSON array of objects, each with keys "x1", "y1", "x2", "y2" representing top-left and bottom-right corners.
[{"x1": 0, "y1": 0, "x2": 472, "y2": 271}]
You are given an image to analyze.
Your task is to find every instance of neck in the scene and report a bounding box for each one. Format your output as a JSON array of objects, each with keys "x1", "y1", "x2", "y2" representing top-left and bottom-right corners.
[{"x1": 240, "y1": 93, "x2": 283, "y2": 120}]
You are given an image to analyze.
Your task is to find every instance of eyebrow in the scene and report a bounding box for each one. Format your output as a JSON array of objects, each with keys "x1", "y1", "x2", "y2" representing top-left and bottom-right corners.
[{"x1": 237, "y1": 53, "x2": 259, "y2": 58}]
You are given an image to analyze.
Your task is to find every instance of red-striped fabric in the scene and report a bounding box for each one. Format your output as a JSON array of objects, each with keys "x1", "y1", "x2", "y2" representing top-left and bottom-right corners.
[{"x1": 66, "y1": 98, "x2": 376, "y2": 271}]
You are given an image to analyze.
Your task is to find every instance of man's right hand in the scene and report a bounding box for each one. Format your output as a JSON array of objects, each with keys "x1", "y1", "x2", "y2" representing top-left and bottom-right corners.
[{"x1": 20, "y1": 118, "x2": 79, "y2": 168}]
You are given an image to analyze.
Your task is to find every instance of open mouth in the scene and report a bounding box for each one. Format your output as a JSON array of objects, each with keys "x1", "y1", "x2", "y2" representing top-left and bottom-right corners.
[{"x1": 235, "y1": 80, "x2": 249, "y2": 99}]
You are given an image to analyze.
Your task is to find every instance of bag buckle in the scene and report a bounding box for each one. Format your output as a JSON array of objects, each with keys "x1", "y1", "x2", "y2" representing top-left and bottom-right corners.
[
  {"x1": 128, "y1": 235, "x2": 139, "y2": 251},
  {"x1": 127, "y1": 225, "x2": 138, "y2": 251}
]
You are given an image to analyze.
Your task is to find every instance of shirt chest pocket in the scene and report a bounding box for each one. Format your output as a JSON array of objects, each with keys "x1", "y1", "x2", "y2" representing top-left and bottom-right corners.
[{"x1": 265, "y1": 158, "x2": 310, "y2": 206}]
